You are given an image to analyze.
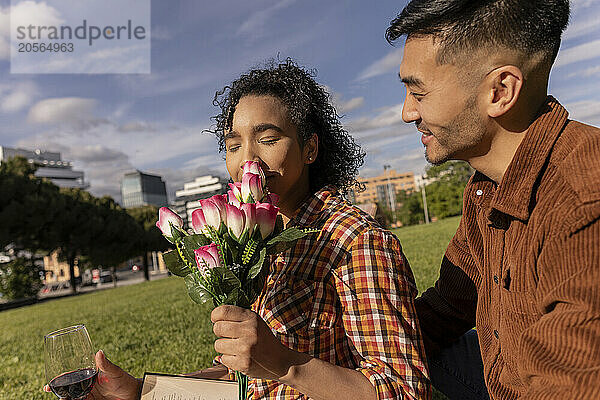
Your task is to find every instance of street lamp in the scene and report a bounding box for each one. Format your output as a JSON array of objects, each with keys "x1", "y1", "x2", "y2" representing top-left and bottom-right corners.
[
  {"x1": 420, "y1": 174, "x2": 430, "y2": 224},
  {"x1": 383, "y1": 165, "x2": 396, "y2": 224}
]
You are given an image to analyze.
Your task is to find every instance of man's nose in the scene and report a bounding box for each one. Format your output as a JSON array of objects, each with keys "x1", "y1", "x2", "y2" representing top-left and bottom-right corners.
[{"x1": 402, "y1": 94, "x2": 420, "y2": 123}]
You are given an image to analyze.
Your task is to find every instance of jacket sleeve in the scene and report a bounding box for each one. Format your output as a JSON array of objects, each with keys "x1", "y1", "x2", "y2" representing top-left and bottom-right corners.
[
  {"x1": 520, "y1": 202, "x2": 600, "y2": 399},
  {"x1": 414, "y1": 214, "x2": 479, "y2": 357}
]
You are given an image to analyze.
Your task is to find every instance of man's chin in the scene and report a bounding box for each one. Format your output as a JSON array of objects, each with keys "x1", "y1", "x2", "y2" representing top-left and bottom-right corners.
[{"x1": 424, "y1": 149, "x2": 449, "y2": 166}]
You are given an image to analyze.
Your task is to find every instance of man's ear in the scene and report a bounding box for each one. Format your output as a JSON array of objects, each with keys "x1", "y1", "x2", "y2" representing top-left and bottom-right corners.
[
  {"x1": 304, "y1": 133, "x2": 319, "y2": 164},
  {"x1": 485, "y1": 65, "x2": 524, "y2": 118}
]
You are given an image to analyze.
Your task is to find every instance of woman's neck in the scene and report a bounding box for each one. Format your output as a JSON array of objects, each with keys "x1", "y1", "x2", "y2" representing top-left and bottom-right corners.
[{"x1": 277, "y1": 172, "x2": 311, "y2": 223}]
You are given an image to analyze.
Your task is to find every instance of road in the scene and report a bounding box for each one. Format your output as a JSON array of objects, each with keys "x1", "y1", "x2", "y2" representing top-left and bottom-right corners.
[{"x1": 38, "y1": 270, "x2": 170, "y2": 299}]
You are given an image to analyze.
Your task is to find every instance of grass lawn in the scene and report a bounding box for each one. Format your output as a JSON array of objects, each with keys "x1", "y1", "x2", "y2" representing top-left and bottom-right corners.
[{"x1": 0, "y1": 216, "x2": 460, "y2": 399}]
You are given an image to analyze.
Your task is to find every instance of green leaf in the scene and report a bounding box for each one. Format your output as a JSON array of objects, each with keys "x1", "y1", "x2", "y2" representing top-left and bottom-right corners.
[
  {"x1": 247, "y1": 247, "x2": 267, "y2": 280},
  {"x1": 241, "y1": 238, "x2": 258, "y2": 265},
  {"x1": 210, "y1": 267, "x2": 242, "y2": 294},
  {"x1": 265, "y1": 227, "x2": 319, "y2": 255},
  {"x1": 266, "y1": 240, "x2": 296, "y2": 255},
  {"x1": 184, "y1": 274, "x2": 214, "y2": 305},
  {"x1": 170, "y1": 223, "x2": 185, "y2": 242},
  {"x1": 223, "y1": 287, "x2": 251, "y2": 307},
  {"x1": 180, "y1": 234, "x2": 211, "y2": 264},
  {"x1": 162, "y1": 250, "x2": 190, "y2": 277},
  {"x1": 266, "y1": 227, "x2": 314, "y2": 246}
]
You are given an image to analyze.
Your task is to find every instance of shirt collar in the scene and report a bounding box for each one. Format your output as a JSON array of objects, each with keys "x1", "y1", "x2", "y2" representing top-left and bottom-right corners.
[
  {"x1": 488, "y1": 96, "x2": 569, "y2": 221},
  {"x1": 288, "y1": 185, "x2": 338, "y2": 227}
]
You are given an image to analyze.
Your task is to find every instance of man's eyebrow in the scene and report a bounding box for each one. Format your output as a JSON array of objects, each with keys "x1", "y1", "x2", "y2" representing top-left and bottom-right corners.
[
  {"x1": 398, "y1": 72, "x2": 426, "y2": 89},
  {"x1": 253, "y1": 123, "x2": 283, "y2": 134},
  {"x1": 224, "y1": 131, "x2": 239, "y2": 140}
]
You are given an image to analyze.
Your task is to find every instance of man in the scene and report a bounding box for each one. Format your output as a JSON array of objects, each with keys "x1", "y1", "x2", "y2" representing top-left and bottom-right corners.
[{"x1": 386, "y1": 0, "x2": 600, "y2": 399}]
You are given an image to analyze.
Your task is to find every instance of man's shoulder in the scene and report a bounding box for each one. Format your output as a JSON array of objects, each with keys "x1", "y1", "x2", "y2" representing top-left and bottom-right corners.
[{"x1": 551, "y1": 120, "x2": 600, "y2": 204}]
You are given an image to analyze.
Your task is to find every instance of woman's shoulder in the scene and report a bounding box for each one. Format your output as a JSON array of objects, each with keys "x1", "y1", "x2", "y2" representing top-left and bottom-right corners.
[{"x1": 319, "y1": 194, "x2": 399, "y2": 249}]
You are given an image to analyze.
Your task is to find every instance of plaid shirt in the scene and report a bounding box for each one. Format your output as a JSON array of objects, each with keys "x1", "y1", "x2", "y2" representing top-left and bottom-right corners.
[{"x1": 246, "y1": 186, "x2": 430, "y2": 399}]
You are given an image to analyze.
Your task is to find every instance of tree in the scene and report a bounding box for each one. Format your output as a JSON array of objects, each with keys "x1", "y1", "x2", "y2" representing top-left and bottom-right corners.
[
  {"x1": 127, "y1": 205, "x2": 169, "y2": 281},
  {"x1": 86, "y1": 196, "x2": 144, "y2": 287},
  {"x1": 0, "y1": 157, "x2": 65, "y2": 299},
  {"x1": 396, "y1": 189, "x2": 425, "y2": 226},
  {"x1": 0, "y1": 157, "x2": 64, "y2": 251},
  {"x1": 56, "y1": 190, "x2": 144, "y2": 292},
  {"x1": 0, "y1": 257, "x2": 44, "y2": 300},
  {"x1": 423, "y1": 161, "x2": 473, "y2": 220}
]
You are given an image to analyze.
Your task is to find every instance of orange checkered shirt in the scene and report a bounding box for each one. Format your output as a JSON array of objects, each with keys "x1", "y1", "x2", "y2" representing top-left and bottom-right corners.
[{"x1": 244, "y1": 186, "x2": 430, "y2": 399}]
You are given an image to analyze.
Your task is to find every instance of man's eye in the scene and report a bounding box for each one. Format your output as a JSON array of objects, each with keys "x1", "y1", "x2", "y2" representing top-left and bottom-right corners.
[
  {"x1": 410, "y1": 92, "x2": 425, "y2": 100},
  {"x1": 227, "y1": 144, "x2": 240, "y2": 152}
]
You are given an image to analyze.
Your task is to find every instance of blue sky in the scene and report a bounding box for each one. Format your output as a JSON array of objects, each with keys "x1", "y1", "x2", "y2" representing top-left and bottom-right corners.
[{"x1": 0, "y1": 0, "x2": 599, "y2": 202}]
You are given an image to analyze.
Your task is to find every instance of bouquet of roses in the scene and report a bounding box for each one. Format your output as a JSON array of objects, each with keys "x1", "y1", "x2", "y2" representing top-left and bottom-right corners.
[{"x1": 155, "y1": 161, "x2": 316, "y2": 399}]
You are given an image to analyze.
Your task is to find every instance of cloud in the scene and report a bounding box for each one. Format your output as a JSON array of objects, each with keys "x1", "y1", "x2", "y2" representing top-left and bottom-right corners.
[
  {"x1": 0, "y1": 81, "x2": 38, "y2": 113},
  {"x1": 335, "y1": 96, "x2": 365, "y2": 114},
  {"x1": 355, "y1": 48, "x2": 403, "y2": 82},
  {"x1": 555, "y1": 39, "x2": 600, "y2": 68},
  {"x1": 7, "y1": 0, "x2": 64, "y2": 31},
  {"x1": 27, "y1": 97, "x2": 97, "y2": 124},
  {"x1": 324, "y1": 85, "x2": 365, "y2": 114},
  {"x1": 346, "y1": 103, "x2": 406, "y2": 133},
  {"x1": 565, "y1": 100, "x2": 600, "y2": 125},
  {"x1": 0, "y1": 1, "x2": 64, "y2": 60},
  {"x1": 563, "y1": 13, "x2": 600, "y2": 41},
  {"x1": 567, "y1": 64, "x2": 600, "y2": 78},
  {"x1": 237, "y1": 0, "x2": 296, "y2": 40},
  {"x1": 118, "y1": 121, "x2": 155, "y2": 133},
  {"x1": 75, "y1": 145, "x2": 130, "y2": 163},
  {"x1": 16, "y1": 117, "x2": 225, "y2": 203}
]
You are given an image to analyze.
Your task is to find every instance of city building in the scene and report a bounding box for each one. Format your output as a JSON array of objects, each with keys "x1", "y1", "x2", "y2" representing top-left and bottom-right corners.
[
  {"x1": 120, "y1": 170, "x2": 168, "y2": 208},
  {"x1": 172, "y1": 175, "x2": 228, "y2": 228},
  {"x1": 43, "y1": 249, "x2": 81, "y2": 284},
  {"x1": 0, "y1": 146, "x2": 88, "y2": 189},
  {"x1": 350, "y1": 169, "x2": 415, "y2": 208}
]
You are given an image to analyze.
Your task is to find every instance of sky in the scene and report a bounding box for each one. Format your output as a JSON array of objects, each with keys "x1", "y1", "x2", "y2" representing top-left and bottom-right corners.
[{"x1": 1, "y1": 0, "x2": 599, "y2": 203}]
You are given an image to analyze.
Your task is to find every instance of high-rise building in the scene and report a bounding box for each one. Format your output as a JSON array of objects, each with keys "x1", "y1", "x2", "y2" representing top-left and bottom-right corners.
[
  {"x1": 172, "y1": 175, "x2": 228, "y2": 228},
  {"x1": 121, "y1": 170, "x2": 168, "y2": 208},
  {"x1": 350, "y1": 169, "x2": 415, "y2": 208},
  {"x1": 0, "y1": 146, "x2": 88, "y2": 189}
]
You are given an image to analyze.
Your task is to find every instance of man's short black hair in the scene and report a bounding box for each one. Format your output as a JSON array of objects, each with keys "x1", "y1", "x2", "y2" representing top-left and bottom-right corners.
[{"x1": 386, "y1": 0, "x2": 570, "y2": 65}]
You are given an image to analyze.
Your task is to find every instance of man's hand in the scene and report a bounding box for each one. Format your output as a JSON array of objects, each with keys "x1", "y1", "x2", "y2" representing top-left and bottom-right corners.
[
  {"x1": 43, "y1": 350, "x2": 141, "y2": 400},
  {"x1": 211, "y1": 305, "x2": 306, "y2": 380}
]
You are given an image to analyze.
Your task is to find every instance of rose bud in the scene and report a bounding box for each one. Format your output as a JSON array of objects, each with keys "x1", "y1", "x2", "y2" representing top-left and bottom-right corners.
[
  {"x1": 156, "y1": 207, "x2": 183, "y2": 238},
  {"x1": 241, "y1": 173, "x2": 263, "y2": 203},
  {"x1": 194, "y1": 243, "x2": 222, "y2": 274},
  {"x1": 256, "y1": 202, "x2": 279, "y2": 239},
  {"x1": 225, "y1": 204, "x2": 245, "y2": 242}
]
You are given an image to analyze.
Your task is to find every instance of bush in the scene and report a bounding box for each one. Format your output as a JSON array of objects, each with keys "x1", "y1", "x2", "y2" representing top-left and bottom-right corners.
[{"x1": 0, "y1": 257, "x2": 44, "y2": 300}]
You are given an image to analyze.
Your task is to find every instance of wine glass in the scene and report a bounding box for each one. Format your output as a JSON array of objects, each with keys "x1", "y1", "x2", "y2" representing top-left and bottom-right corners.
[{"x1": 44, "y1": 324, "x2": 98, "y2": 400}]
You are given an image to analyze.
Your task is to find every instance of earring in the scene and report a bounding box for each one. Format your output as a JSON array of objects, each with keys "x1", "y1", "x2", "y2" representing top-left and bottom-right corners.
[{"x1": 308, "y1": 156, "x2": 313, "y2": 161}]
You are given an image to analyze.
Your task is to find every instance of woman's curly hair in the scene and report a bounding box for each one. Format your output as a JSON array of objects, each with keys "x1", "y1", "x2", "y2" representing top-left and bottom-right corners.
[{"x1": 208, "y1": 58, "x2": 365, "y2": 194}]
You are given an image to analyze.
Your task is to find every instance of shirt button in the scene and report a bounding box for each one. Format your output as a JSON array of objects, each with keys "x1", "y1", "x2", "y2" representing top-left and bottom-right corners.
[
  {"x1": 493, "y1": 275, "x2": 499, "y2": 284},
  {"x1": 494, "y1": 330, "x2": 499, "y2": 339},
  {"x1": 476, "y1": 189, "x2": 483, "y2": 196}
]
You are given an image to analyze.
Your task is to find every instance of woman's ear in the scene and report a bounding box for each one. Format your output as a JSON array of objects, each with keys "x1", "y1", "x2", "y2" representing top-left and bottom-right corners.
[{"x1": 304, "y1": 133, "x2": 319, "y2": 164}]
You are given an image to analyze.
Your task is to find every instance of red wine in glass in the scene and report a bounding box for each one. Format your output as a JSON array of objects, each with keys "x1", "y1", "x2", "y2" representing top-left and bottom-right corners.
[
  {"x1": 49, "y1": 368, "x2": 98, "y2": 399},
  {"x1": 45, "y1": 325, "x2": 98, "y2": 400}
]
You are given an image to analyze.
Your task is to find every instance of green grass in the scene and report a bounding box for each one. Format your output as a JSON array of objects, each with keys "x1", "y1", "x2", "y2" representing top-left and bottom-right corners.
[
  {"x1": 392, "y1": 216, "x2": 461, "y2": 293},
  {"x1": 0, "y1": 217, "x2": 460, "y2": 399}
]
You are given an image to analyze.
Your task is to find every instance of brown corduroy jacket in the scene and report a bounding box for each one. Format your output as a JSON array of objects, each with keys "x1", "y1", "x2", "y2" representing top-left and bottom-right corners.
[{"x1": 415, "y1": 97, "x2": 600, "y2": 399}]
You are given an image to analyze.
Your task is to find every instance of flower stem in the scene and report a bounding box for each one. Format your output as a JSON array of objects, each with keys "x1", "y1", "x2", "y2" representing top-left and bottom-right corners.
[{"x1": 235, "y1": 371, "x2": 248, "y2": 400}]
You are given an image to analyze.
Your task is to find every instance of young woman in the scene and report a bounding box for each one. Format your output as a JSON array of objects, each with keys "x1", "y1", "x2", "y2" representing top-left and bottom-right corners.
[{"x1": 48, "y1": 60, "x2": 430, "y2": 400}]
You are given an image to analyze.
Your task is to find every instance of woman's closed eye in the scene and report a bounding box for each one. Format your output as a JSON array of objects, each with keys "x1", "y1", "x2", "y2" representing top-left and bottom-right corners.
[
  {"x1": 260, "y1": 137, "x2": 280, "y2": 146},
  {"x1": 226, "y1": 143, "x2": 241, "y2": 152}
]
